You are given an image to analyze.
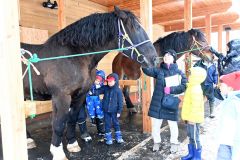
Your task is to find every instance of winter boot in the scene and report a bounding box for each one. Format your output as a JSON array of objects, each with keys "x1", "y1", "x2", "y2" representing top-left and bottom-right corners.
[
  {"x1": 78, "y1": 121, "x2": 92, "y2": 142},
  {"x1": 91, "y1": 117, "x2": 96, "y2": 125},
  {"x1": 209, "y1": 101, "x2": 215, "y2": 118},
  {"x1": 153, "y1": 143, "x2": 160, "y2": 152},
  {"x1": 192, "y1": 146, "x2": 202, "y2": 160},
  {"x1": 105, "y1": 132, "x2": 113, "y2": 145},
  {"x1": 181, "y1": 144, "x2": 194, "y2": 160},
  {"x1": 115, "y1": 131, "x2": 124, "y2": 143},
  {"x1": 96, "y1": 118, "x2": 105, "y2": 136}
]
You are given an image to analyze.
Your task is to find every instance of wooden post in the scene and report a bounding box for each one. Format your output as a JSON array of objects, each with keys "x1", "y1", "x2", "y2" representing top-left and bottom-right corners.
[
  {"x1": 226, "y1": 30, "x2": 230, "y2": 44},
  {"x1": 205, "y1": 14, "x2": 212, "y2": 45},
  {"x1": 218, "y1": 25, "x2": 223, "y2": 52},
  {"x1": 57, "y1": 0, "x2": 66, "y2": 30},
  {"x1": 184, "y1": 0, "x2": 192, "y2": 78},
  {"x1": 0, "y1": 0, "x2": 28, "y2": 159},
  {"x1": 140, "y1": 0, "x2": 153, "y2": 133}
]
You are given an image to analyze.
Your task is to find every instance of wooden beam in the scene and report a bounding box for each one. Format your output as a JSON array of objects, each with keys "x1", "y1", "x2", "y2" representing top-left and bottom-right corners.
[
  {"x1": 184, "y1": 0, "x2": 192, "y2": 31},
  {"x1": 140, "y1": 0, "x2": 153, "y2": 133},
  {"x1": 226, "y1": 30, "x2": 230, "y2": 44},
  {"x1": 218, "y1": 25, "x2": 223, "y2": 52},
  {"x1": 119, "y1": 80, "x2": 138, "y2": 86},
  {"x1": 0, "y1": 0, "x2": 28, "y2": 159},
  {"x1": 154, "y1": 2, "x2": 231, "y2": 24},
  {"x1": 205, "y1": 14, "x2": 212, "y2": 45},
  {"x1": 108, "y1": 0, "x2": 176, "y2": 12},
  {"x1": 165, "y1": 12, "x2": 239, "y2": 32},
  {"x1": 199, "y1": 23, "x2": 240, "y2": 33},
  {"x1": 184, "y1": 0, "x2": 192, "y2": 78},
  {"x1": 57, "y1": 0, "x2": 66, "y2": 30},
  {"x1": 25, "y1": 101, "x2": 52, "y2": 117}
]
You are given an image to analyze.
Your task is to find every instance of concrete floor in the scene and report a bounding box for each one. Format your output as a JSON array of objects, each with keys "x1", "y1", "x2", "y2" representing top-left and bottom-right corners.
[{"x1": 0, "y1": 100, "x2": 219, "y2": 160}]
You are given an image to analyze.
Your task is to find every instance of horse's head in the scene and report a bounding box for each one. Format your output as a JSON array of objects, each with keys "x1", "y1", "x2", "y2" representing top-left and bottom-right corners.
[
  {"x1": 114, "y1": 6, "x2": 157, "y2": 68},
  {"x1": 188, "y1": 29, "x2": 214, "y2": 62}
]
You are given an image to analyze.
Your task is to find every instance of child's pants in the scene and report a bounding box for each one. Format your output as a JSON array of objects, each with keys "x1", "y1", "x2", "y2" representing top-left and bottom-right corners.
[
  {"x1": 187, "y1": 123, "x2": 201, "y2": 149},
  {"x1": 217, "y1": 144, "x2": 232, "y2": 160},
  {"x1": 104, "y1": 112, "x2": 120, "y2": 133},
  {"x1": 151, "y1": 117, "x2": 179, "y2": 144},
  {"x1": 86, "y1": 96, "x2": 104, "y2": 119}
]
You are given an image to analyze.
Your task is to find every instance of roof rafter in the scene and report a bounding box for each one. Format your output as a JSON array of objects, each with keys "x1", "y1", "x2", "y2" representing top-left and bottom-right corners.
[
  {"x1": 164, "y1": 12, "x2": 239, "y2": 32},
  {"x1": 154, "y1": 2, "x2": 232, "y2": 24}
]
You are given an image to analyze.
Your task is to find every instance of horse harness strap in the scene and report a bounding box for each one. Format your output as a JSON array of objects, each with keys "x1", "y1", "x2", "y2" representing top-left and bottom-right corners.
[
  {"x1": 190, "y1": 36, "x2": 209, "y2": 58},
  {"x1": 118, "y1": 19, "x2": 151, "y2": 64}
]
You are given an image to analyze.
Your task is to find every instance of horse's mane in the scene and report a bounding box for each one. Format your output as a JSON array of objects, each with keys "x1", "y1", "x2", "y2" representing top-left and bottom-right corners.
[
  {"x1": 154, "y1": 29, "x2": 206, "y2": 55},
  {"x1": 47, "y1": 10, "x2": 139, "y2": 49}
]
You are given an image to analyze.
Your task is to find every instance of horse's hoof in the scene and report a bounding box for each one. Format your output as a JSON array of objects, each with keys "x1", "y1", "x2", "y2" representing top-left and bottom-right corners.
[
  {"x1": 81, "y1": 133, "x2": 92, "y2": 142},
  {"x1": 27, "y1": 138, "x2": 36, "y2": 149},
  {"x1": 67, "y1": 141, "x2": 81, "y2": 152},
  {"x1": 50, "y1": 143, "x2": 68, "y2": 160},
  {"x1": 128, "y1": 107, "x2": 137, "y2": 113}
]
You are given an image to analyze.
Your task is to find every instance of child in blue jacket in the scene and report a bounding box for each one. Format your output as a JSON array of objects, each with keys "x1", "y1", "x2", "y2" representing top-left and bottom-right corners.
[
  {"x1": 90, "y1": 73, "x2": 124, "y2": 145},
  {"x1": 86, "y1": 70, "x2": 105, "y2": 135}
]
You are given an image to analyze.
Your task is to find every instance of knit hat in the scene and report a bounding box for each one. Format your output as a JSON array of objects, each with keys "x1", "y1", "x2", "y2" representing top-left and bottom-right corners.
[
  {"x1": 220, "y1": 71, "x2": 240, "y2": 91},
  {"x1": 106, "y1": 76, "x2": 115, "y2": 82},
  {"x1": 163, "y1": 49, "x2": 177, "y2": 63},
  {"x1": 96, "y1": 75, "x2": 103, "y2": 81},
  {"x1": 189, "y1": 67, "x2": 207, "y2": 85}
]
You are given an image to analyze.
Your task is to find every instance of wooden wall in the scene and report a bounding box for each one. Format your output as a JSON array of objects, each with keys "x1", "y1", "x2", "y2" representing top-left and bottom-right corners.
[
  {"x1": 20, "y1": 0, "x2": 108, "y2": 36},
  {"x1": 20, "y1": 27, "x2": 48, "y2": 44},
  {"x1": 19, "y1": 0, "x2": 167, "y2": 78}
]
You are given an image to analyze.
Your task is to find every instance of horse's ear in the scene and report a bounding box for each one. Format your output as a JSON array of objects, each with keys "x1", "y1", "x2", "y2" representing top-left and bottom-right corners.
[{"x1": 114, "y1": 6, "x2": 127, "y2": 20}]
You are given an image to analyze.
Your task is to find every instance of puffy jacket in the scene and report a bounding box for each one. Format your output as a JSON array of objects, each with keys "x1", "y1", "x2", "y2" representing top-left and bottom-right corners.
[
  {"x1": 92, "y1": 73, "x2": 123, "y2": 114},
  {"x1": 194, "y1": 60, "x2": 218, "y2": 86},
  {"x1": 181, "y1": 67, "x2": 206, "y2": 123},
  {"x1": 217, "y1": 91, "x2": 240, "y2": 160},
  {"x1": 143, "y1": 63, "x2": 187, "y2": 121}
]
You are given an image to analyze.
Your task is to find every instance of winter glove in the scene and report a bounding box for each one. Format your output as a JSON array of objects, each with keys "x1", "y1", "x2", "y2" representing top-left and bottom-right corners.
[
  {"x1": 117, "y1": 113, "x2": 121, "y2": 118},
  {"x1": 164, "y1": 87, "x2": 170, "y2": 94},
  {"x1": 88, "y1": 91, "x2": 93, "y2": 95},
  {"x1": 95, "y1": 84, "x2": 101, "y2": 89}
]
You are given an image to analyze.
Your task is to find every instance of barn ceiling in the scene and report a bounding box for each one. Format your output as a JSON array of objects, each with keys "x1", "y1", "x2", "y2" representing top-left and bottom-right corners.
[{"x1": 89, "y1": 0, "x2": 240, "y2": 32}]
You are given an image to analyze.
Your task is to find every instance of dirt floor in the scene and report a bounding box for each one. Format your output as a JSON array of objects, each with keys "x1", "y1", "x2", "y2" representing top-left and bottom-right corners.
[{"x1": 0, "y1": 100, "x2": 220, "y2": 160}]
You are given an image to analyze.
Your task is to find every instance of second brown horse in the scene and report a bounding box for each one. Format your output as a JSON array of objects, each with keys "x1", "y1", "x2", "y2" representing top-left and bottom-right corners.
[{"x1": 112, "y1": 29, "x2": 213, "y2": 111}]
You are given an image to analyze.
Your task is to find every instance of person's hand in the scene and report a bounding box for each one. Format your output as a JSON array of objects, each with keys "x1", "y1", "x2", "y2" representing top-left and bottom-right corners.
[
  {"x1": 209, "y1": 47, "x2": 218, "y2": 54},
  {"x1": 164, "y1": 87, "x2": 170, "y2": 94},
  {"x1": 213, "y1": 84, "x2": 217, "y2": 88},
  {"x1": 117, "y1": 113, "x2": 121, "y2": 118},
  {"x1": 88, "y1": 91, "x2": 93, "y2": 95}
]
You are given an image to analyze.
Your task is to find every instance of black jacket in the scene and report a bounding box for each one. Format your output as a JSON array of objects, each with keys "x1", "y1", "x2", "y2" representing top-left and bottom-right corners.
[
  {"x1": 142, "y1": 63, "x2": 187, "y2": 121},
  {"x1": 93, "y1": 73, "x2": 123, "y2": 114}
]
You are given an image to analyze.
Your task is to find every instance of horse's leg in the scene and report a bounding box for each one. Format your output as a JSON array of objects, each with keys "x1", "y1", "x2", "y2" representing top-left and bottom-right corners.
[
  {"x1": 50, "y1": 94, "x2": 71, "y2": 160},
  {"x1": 77, "y1": 101, "x2": 92, "y2": 142},
  {"x1": 122, "y1": 75, "x2": 137, "y2": 113},
  {"x1": 26, "y1": 129, "x2": 36, "y2": 149},
  {"x1": 65, "y1": 97, "x2": 83, "y2": 153}
]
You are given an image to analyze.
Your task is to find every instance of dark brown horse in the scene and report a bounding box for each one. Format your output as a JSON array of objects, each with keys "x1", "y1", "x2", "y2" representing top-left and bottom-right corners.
[
  {"x1": 112, "y1": 29, "x2": 213, "y2": 110},
  {"x1": 21, "y1": 7, "x2": 157, "y2": 159}
]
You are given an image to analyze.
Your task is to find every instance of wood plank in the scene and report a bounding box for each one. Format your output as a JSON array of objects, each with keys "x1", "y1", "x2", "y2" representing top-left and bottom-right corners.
[
  {"x1": 0, "y1": 0, "x2": 28, "y2": 159},
  {"x1": 218, "y1": 25, "x2": 223, "y2": 52},
  {"x1": 119, "y1": 80, "x2": 138, "y2": 86},
  {"x1": 108, "y1": 0, "x2": 177, "y2": 12},
  {"x1": 24, "y1": 101, "x2": 52, "y2": 117},
  {"x1": 57, "y1": 0, "x2": 66, "y2": 30},
  {"x1": 184, "y1": 0, "x2": 192, "y2": 78},
  {"x1": 20, "y1": 27, "x2": 48, "y2": 44},
  {"x1": 140, "y1": 0, "x2": 153, "y2": 133},
  {"x1": 205, "y1": 14, "x2": 212, "y2": 45}
]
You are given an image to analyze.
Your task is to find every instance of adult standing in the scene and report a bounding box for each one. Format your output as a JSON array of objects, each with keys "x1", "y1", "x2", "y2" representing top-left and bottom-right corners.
[{"x1": 142, "y1": 49, "x2": 187, "y2": 152}]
